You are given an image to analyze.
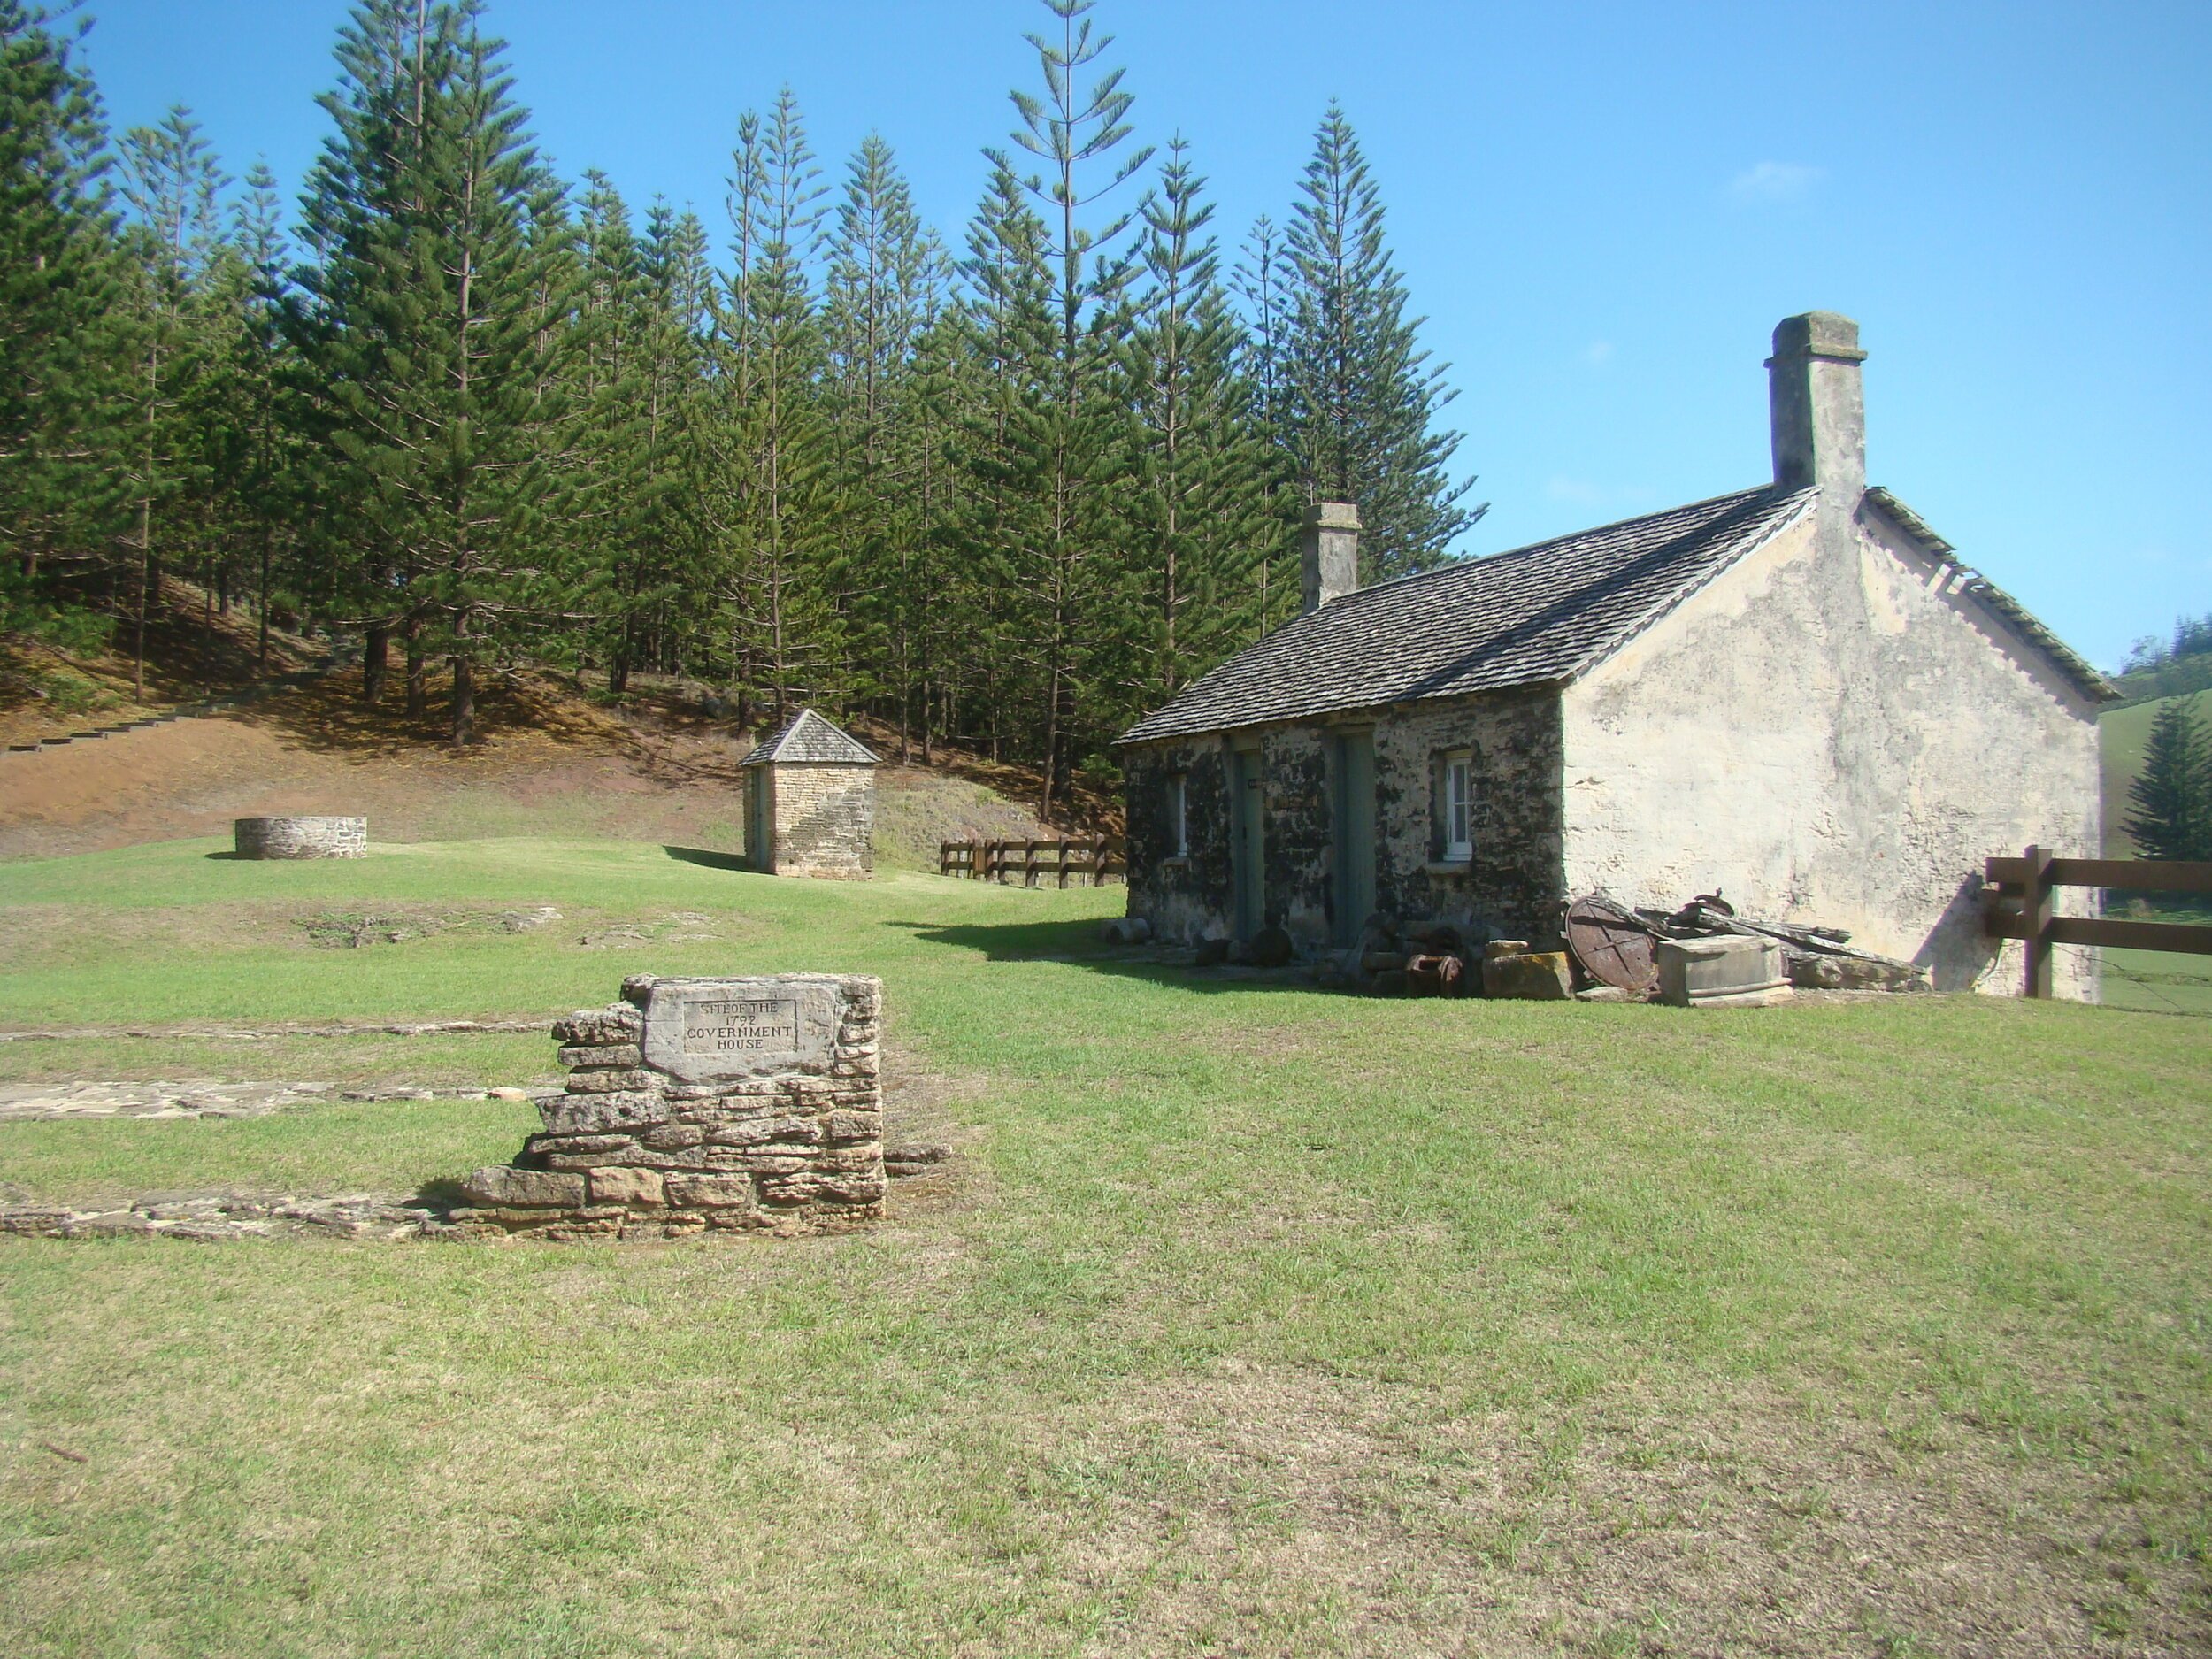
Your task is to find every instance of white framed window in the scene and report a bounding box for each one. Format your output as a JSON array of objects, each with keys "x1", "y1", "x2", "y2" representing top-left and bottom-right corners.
[
  {"x1": 1167, "y1": 772, "x2": 1188, "y2": 858},
  {"x1": 1439, "y1": 751, "x2": 1473, "y2": 861}
]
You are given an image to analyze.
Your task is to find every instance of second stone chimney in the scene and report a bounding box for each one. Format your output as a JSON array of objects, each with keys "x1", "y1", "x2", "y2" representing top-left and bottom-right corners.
[
  {"x1": 1767, "y1": 311, "x2": 1867, "y2": 507},
  {"x1": 1302, "y1": 501, "x2": 1360, "y2": 614}
]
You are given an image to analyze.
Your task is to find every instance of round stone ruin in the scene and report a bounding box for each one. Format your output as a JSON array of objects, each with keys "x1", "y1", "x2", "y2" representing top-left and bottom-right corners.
[{"x1": 233, "y1": 816, "x2": 367, "y2": 860}]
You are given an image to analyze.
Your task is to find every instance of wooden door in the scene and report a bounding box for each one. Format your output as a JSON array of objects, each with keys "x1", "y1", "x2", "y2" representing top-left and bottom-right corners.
[
  {"x1": 1332, "y1": 731, "x2": 1376, "y2": 946},
  {"x1": 1231, "y1": 747, "x2": 1265, "y2": 941}
]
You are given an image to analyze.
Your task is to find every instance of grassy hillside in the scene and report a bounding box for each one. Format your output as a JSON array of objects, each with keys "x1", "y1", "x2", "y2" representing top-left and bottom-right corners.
[
  {"x1": 2101, "y1": 686, "x2": 2212, "y2": 856},
  {"x1": 1, "y1": 839, "x2": 2208, "y2": 1655},
  {"x1": 2095, "y1": 689, "x2": 2212, "y2": 1014}
]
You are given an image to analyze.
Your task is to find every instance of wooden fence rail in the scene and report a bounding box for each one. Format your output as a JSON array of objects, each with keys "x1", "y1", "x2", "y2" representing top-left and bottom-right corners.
[
  {"x1": 939, "y1": 838, "x2": 1125, "y2": 887},
  {"x1": 1982, "y1": 845, "x2": 2212, "y2": 997}
]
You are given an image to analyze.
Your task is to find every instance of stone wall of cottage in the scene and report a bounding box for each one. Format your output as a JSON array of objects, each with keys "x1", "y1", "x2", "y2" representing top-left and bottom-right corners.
[
  {"x1": 1371, "y1": 688, "x2": 1565, "y2": 943},
  {"x1": 757, "y1": 763, "x2": 874, "y2": 879},
  {"x1": 1123, "y1": 739, "x2": 1233, "y2": 947},
  {"x1": 1563, "y1": 508, "x2": 2102, "y2": 998},
  {"x1": 1122, "y1": 687, "x2": 1565, "y2": 950}
]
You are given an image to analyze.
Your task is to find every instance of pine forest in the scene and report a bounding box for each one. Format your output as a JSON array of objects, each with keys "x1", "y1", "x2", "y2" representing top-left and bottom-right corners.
[{"x1": 0, "y1": 0, "x2": 1483, "y2": 821}]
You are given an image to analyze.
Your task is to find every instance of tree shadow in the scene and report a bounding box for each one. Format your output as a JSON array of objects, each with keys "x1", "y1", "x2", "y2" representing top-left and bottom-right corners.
[
  {"x1": 887, "y1": 917, "x2": 1328, "y2": 995},
  {"x1": 663, "y1": 844, "x2": 754, "y2": 873},
  {"x1": 202, "y1": 850, "x2": 248, "y2": 860}
]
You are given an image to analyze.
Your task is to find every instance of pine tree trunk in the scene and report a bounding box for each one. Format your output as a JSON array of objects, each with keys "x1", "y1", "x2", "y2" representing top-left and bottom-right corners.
[
  {"x1": 404, "y1": 612, "x2": 428, "y2": 718},
  {"x1": 134, "y1": 500, "x2": 150, "y2": 704},
  {"x1": 257, "y1": 529, "x2": 271, "y2": 670},
  {"x1": 362, "y1": 621, "x2": 389, "y2": 703},
  {"x1": 449, "y1": 614, "x2": 474, "y2": 746}
]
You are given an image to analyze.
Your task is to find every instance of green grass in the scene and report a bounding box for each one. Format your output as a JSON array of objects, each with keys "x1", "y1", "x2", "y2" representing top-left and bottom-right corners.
[{"x1": 2, "y1": 839, "x2": 2209, "y2": 1655}]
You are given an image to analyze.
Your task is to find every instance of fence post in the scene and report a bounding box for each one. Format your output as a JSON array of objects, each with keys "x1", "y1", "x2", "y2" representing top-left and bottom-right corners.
[{"x1": 2022, "y1": 843, "x2": 2054, "y2": 999}]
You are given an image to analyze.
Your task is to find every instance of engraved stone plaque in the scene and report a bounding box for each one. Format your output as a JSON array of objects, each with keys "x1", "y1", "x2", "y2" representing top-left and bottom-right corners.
[{"x1": 640, "y1": 976, "x2": 841, "y2": 1082}]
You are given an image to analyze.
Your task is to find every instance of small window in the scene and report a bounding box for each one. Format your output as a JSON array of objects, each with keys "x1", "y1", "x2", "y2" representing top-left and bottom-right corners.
[
  {"x1": 1438, "y1": 751, "x2": 1473, "y2": 861},
  {"x1": 1166, "y1": 772, "x2": 1189, "y2": 858}
]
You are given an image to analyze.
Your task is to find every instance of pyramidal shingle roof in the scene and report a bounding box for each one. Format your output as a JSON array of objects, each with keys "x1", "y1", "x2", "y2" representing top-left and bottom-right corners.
[
  {"x1": 740, "y1": 708, "x2": 879, "y2": 766},
  {"x1": 1120, "y1": 486, "x2": 1817, "y2": 744}
]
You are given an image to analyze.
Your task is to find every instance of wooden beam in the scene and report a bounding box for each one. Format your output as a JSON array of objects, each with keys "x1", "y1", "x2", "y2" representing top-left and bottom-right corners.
[
  {"x1": 1981, "y1": 911, "x2": 2212, "y2": 955},
  {"x1": 1986, "y1": 856, "x2": 2212, "y2": 895}
]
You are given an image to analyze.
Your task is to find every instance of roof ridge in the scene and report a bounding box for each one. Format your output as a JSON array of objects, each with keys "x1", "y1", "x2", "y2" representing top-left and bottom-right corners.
[
  {"x1": 1331, "y1": 482, "x2": 1797, "y2": 609},
  {"x1": 1117, "y1": 485, "x2": 1819, "y2": 745}
]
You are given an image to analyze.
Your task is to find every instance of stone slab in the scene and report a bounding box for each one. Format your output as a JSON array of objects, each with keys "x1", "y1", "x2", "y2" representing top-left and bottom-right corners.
[{"x1": 640, "y1": 976, "x2": 850, "y2": 1083}]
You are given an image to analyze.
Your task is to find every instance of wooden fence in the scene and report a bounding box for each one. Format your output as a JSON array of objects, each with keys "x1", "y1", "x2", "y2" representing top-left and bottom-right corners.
[
  {"x1": 1982, "y1": 845, "x2": 2212, "y2": 997},
  {"x1": 939, "y1": 837, "x2": 1125, "y2": 887}
]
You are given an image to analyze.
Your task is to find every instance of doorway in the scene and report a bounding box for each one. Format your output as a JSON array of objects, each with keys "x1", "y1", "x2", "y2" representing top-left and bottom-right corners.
[
  {"x1": 1230, "y1": 745, "x2": 1264, "y2": 941},
  {"x1": 747, "y1": 771, "x2": 774, "y2": 873},
  {"x1": 1331, "y1": 730, "x2": 1376, "y2": 947}
]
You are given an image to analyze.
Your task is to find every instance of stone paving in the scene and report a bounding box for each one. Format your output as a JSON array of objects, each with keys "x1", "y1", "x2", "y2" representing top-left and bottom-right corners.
[
  {"x1": 0, "y1": 1079, "x2": 536, "y2": 1121},
  {"x1": 0, "y1": 1190, "x2": 449, "y2": 1240},
  {"x1": 0, "y1": 1018, "x2": 546, "y2": 1043}
]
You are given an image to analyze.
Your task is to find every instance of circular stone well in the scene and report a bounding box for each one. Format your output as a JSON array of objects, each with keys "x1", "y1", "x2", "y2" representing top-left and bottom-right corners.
[{"x1": 234, "y1": 816, "x2": 367, "y2": 859}]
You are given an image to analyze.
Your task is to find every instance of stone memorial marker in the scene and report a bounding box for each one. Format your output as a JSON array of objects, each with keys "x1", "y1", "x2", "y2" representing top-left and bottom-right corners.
[{"x1": 457, "y1": 972, "x2": 885, "y2": 1240}]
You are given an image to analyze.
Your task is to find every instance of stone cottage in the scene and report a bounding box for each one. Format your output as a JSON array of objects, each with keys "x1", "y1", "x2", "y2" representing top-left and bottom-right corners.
[
  {"x1": 741, "y1": 709, "x2": 879, "y2": 879},
  {"x1": 1117, "y1": 312, "x2": 2110, "y2": 997}
]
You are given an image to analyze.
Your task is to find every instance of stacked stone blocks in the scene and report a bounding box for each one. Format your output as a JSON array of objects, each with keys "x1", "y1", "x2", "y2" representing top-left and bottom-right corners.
[{"x1": 457, "y1": 972, "x2": 885, "y2": 1240}]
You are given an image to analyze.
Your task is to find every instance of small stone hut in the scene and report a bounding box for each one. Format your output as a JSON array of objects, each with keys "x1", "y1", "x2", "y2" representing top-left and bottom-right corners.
[
  {"x1": 740, "y1": 709, "x2": 879, "y2": 879},
  {"x1": 1116, "y1": 312, "x2": 2112, "y2": 997}
]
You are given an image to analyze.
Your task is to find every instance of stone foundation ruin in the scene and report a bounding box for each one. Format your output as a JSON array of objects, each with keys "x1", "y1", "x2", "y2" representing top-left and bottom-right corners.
[
  {"x1": 234, "y1": 815, "x2": 366, "y2": 859},
  {"x1": 456, "y1": 972, "x2": 885, "y2": 1239}
]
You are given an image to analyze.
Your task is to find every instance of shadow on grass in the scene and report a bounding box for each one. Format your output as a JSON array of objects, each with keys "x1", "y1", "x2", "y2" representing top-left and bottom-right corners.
[
  {"x1": 888, "y1": 917, "x2": 1328, "y2": 996},
  {"x1": 663, "y1": 845, "x2": 753, "y2": 873},
  {"x1": 202, "y1": 850, "x2": 248, "y2": 861}
]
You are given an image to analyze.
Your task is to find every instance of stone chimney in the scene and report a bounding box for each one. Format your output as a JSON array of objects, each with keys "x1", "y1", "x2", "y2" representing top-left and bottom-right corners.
[
  {"x1": 1767, "y1": 311, "x2": 1867, "y2": 507},
  {"x1": 1301, "y1": 501, "x2": 1360, "y2": 614}
]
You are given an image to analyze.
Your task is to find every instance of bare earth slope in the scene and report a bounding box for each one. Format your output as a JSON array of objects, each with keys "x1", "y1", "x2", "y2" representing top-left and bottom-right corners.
[{"x1": 0, "y1": 664, "x2": 1056, "y2": 867}]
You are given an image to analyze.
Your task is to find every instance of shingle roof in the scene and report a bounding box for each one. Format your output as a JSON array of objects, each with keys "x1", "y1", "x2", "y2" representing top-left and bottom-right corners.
[
  {"x1": 740, "y1": 708, "x2": 879, "y2": 766},
  {"x1": 1862, "y1": 488, "x2": 2115, "y2": 703},
  {"x1": 1118, "y1": 486, "x2": 1817, "y2": 744}
]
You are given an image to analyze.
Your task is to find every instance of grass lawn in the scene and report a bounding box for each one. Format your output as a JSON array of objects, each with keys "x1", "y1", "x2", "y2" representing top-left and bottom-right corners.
[{"x1": 2, "y1": 838, "x2": 2208, "y2": 1656}]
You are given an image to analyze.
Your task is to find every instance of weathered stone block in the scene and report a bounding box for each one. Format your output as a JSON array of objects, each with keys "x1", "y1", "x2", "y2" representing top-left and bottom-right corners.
[
  {"x1": 463, "y1": 1167, "x2": 588, "y2": 1208},
  {"x1": 665, "y1": 1173, "x2": 754, "y2": 1209},
  {"x1": 639, "y1": 976, "x2": 863, "y2": 1084},
  {"x1": 824, "y1": 1110, "x2": 879, "y2": 1143},
  {"x1": 639, "y1": 1124, "x2": 705, "y2": 1150},
  {"x1": 525, "y1": 1131, "x2": 641, "y2": 1159},
  {"x1": 1481, "y1": 951, "x2": 1573, "y2": 1000},
  {"x1": 565, "y1": 1068, "x2": 657, "y2": 1095},
  {"x1": 1655, "y1": 936, "x2": 1792, "y2": 1008},
  {"x1": 559, "y1": 1042, "x2": 641, "y2": 1069},
  {"x1": 538, "y1": 1089, "x2": 667, "y2": 1136},
  {"x1": 588, "y1": 1167, "x2": 665, "y2": 1208},
  {"x1": 551, "y1": 1004, "x2": 641, "y2": 1046}
]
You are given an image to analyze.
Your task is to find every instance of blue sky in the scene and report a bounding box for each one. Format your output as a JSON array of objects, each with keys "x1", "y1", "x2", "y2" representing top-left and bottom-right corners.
[{"x1": 77, "y1": 0, "x2": 2210, "y2": 672}]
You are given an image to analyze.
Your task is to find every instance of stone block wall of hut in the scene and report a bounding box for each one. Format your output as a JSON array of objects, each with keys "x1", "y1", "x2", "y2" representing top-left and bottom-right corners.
[{"x1": 769, "y1": 764, "x2": 874, "y2": 879}]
